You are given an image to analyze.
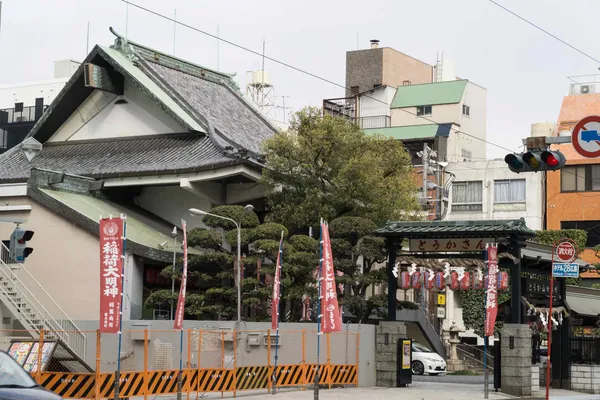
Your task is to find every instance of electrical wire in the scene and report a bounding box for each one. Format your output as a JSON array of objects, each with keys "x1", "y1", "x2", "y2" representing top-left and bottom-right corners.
[
  {"x1": 121, "y1": 0, "x2": 519, "y2": 154},
  {"x1": 488, "y1": 0, "x2": 600, "y2": 66}
]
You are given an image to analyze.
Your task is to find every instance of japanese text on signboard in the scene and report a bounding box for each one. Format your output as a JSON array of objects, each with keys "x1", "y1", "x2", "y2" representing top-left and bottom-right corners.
[
  {"x1": 484, "y1": 245, "x2": 499, "y2": 337},
  {"x1": 174, "y1": 220, "x2": 188, "y2": 330},
  {"x1": 409, "y1": 238, "x2": 494, "y2": 252},
  {"x1": 99, "y1": 217, "x2": 124, "y2": 334}
]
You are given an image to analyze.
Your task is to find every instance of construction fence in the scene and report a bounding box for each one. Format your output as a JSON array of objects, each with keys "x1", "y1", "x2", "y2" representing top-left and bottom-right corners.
[{"x1": 1, "y1": 328, "x2": 359, "y2": 399}]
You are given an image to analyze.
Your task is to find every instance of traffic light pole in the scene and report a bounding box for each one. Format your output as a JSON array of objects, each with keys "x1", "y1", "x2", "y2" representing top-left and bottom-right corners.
[{"x1": 521, "y1": 136, "x2": 572, "y2": 146}]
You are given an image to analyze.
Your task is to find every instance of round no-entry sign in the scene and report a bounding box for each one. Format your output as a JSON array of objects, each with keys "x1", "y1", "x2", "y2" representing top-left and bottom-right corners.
[
  {"x1": 556, "y1": 241, "x2": 576, "y2": 262},
  {"x1": 572, "y1": 116, "x2": 600, "y2": 158}
]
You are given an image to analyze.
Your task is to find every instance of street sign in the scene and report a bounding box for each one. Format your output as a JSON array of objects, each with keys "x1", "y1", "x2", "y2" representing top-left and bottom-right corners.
[
  {"x1": 552, "y1": 263, "x2": 579, "y2": 278},
  {"x1": 572, "y1": 116, "x2": 600, "y2": 158},
  {"x1": 555, "y1": 241, "x2": 576, "y2": 262},
  {"x1": 437, "y1": 294, "x2": 446, "y2": 306}
]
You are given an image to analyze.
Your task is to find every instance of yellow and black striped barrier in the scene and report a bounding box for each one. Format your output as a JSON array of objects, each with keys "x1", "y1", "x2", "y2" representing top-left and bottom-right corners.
[{"x1": 36, "y1": 363, "x2": 357, "y2": 398}]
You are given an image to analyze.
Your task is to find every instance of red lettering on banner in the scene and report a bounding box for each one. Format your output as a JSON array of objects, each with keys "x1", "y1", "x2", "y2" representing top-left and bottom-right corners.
[
  {"x1": 484, "y1": 245, "x2": 499, "y2": 337},
  {"x1": 271, "y1": 235, "x2": 284, "y2": 330},
  {"x1": 100, "y1": 217, "x2": 125, "y2": 334},
  {"x1": 320, "y1": 223, "x2": 342, "y2": 333},
  {"x1": 174, "y1": 220, "x2": 188, "y2": 330}
]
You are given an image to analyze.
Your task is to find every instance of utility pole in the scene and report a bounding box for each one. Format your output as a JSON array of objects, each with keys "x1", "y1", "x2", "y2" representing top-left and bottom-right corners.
[{"x1": 421, "y1": 143, "x2": 429, "y2": 203}]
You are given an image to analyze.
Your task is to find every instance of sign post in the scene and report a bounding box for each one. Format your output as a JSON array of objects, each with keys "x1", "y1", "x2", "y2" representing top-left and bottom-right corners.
[{"x1": 546, "y1": 238, "x2": 579, "y2": 400}]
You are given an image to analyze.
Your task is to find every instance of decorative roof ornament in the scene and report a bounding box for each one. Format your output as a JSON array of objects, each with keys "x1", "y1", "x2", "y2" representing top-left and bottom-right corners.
[{"x1": 113, "y1": 36, "x2": 139, "y2": 63}]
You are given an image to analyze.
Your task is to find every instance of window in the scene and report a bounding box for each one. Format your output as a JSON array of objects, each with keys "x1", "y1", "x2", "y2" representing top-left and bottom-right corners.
[
  {"x1": 462, "y1": 105, "x2": 470, "y2": 116},
  {"x1": 461, "y1": 148, "x2": 472, "y2": 161},
  {"x1": 0, "y1": 130, "x2": 6, "y2": 149},
  {"x1": 561, "y1": 221, "x2": 600, "y2": 247},
  {"x1": 416, "y1": 105, "x2": 432, "y2": 116},
  {"x1": 561, "y1": 165, "x2": 600, "y2": 192},
  {"x1": 494, "y1": 179, "x2": 526, "y2": 211},
  {"x1": 451, "y1": 181, "x2": 483, "y2": 212},
  {"x1": 14, "y1": 102, "x2": 23, "y2": 113}
]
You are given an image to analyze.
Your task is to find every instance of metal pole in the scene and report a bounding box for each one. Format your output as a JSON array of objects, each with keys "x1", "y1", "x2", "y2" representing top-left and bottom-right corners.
[
  {"x1": 546, "y1": 243, "x2": 556, "y2": 400},
  {"x1": 177, "y1": 329, "x2": 183, "y2": 400},
  {"x1": 422, "y1": 143, "x2": 429, "y2": 202},
  {"x1": 115, "y1": 216, "x2": 127, "y2": 400},
  {"x1": 171, "y1": 234, "x2": 177, "y2": 320},
  {"x1": 483, "y1": 247, "x2": 489, "y2": 400},
  {"x1": 314, "y1": 221, "x2": 323, "y2": 400},
  {"x1": 237, "y1": 221, "x2": 242, "y2": 323}
]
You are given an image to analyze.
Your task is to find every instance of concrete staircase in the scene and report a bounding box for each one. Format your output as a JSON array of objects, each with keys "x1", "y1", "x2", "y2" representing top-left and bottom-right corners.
[
  {"x1": 397, "y1": 308, "x2": 447, "y2": 358},
  {"x1": 0, "y1": 242, "x2": 86, "y2": 361}
]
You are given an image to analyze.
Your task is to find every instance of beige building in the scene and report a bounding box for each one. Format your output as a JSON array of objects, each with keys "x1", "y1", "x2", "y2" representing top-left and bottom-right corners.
[{"x1": 0, "y1": 30, "x2": 276, "y2": 363}]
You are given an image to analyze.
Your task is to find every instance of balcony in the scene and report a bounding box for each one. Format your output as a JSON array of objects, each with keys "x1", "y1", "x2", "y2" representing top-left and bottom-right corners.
[
  {"x1": 358, "y1": 115, "x2": 391, "y2": 129},
  {"x1": 323, "y1": 97, "x2": 356, "y2": 120},
  {"x1": 0, "y1": 105, "x2": 48, "y2": 126}
]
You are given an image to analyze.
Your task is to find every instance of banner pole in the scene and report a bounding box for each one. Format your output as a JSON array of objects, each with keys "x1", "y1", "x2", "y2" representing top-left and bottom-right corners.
[
  {"x1": 272, "y1": 232, "x2": 284, "y2": 395},
  {"x1": 314, "y1": 220, "x2": 323, "y2": 400},
  {"x1": 115, "y1": 215, "x2": 127, "y2": 400},
  {"x1": 483, "y1": 246, "x2": 489, "y2": 400}
]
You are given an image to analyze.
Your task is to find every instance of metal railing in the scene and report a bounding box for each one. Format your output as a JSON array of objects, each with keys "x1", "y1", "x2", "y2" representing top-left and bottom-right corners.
[
  {"x1": 0, "y1": 105, "x2": 47, "y2": 125},
  {"x1": 571, "y1": 337, "x2": 600, "y2": 364},
  {"x1": 358, "y1": 115, "x2": 391, "y2": 129},
  {"x1": 0, "y1": 242, "x2": 86, "y2": 359},
  {"x1": 456, "y1": 345, "x2": 494, "y2": 372}
]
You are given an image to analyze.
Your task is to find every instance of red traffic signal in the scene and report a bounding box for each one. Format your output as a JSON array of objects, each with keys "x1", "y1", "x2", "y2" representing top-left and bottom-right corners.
[
  {"x1": 504, "y1": 150, "x2": 566, "y2": 173},
  {"x1": 540, "y1": 150, "x2": 566, "y2": 170}
]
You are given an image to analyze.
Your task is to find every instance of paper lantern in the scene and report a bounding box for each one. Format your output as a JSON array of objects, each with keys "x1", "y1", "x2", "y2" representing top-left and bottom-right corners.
[
  {"x1": 472, "y1": 273, "x2": 483, "y2": 290},
  {"x1": 424, "y1": 270, "x2": 435, "y2": 290},
  {"x1": 400, "y1": 272, "x2": 411, "y2": 290},
  {"x1": 460, "y1": 272, "x2": 471, "y2": 291},
  {"x1": 411, "y1": 272, "x2": 422, "y2": 289},
  {"x1": 435, "y1": 272, "x2": 446, "y2": 290},
  {"x1": 498, "y1": 271, "x2": 509, "y2": 291},
  {"x1": 448, "y1": 271, "x2": 459, "y2": 291}
]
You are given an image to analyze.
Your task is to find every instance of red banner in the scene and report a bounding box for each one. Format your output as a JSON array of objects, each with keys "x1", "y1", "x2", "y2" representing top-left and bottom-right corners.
[
  {"x1": 100, "y1": 217, "x2": 125, "y2": 334},
  {"x1": 320, "y1": 222, "x2": 342, "y2": 333},
  {"x1": 271, "y1": 235, "x2": 284, "y2": 330},
  {"x1": 484, "y1": 245, "x2": 499, "y2": 337},
  {"x1": 174, "y1": 220, "x2": 188, "y2": 330}
]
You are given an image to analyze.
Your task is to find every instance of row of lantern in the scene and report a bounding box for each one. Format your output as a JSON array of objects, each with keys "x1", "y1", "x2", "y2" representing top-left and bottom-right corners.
[{"x1": 399, "y1": 271, "x2": 510, "y2": 291}]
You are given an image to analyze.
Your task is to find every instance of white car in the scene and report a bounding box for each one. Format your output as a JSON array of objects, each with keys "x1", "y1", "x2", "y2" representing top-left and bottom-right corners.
[{"x1": 411, "y1": 341, "x2": 447, "y2": 376}]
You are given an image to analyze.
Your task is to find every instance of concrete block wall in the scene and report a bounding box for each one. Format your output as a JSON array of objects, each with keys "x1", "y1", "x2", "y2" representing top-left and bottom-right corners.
[
  {"x1": 531, "y1": 365, "x2": 540, "y2": 393},
  {"x1": 375, "y1": 321, "x2": 406, "y2": 387},
  {"x1": 571, "y1": 365, "x2": 600, "y2": 394},
  {"x1": 500, "y1": 324, "x2": 532, "y2": 397},
  {"x1": 72, "y1": 320, "x2": 376, "y2": 387}
]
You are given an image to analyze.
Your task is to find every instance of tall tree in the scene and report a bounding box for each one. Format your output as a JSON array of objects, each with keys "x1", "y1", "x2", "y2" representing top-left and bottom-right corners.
[{"x1": 261, "y1": 107, "x2": 421, "y2": 230}]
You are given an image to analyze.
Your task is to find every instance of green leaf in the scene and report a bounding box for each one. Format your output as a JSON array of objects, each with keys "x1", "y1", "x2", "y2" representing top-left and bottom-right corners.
[
  {"x1": 224, "y1": 228, "x2": 256, "y2": 248},
  {"x1": 201, "y1": 205, "x2": 260, "y2": 230},
  {"x1": 187, "y1": 229, "x2": 223, "y2": 249},
  {"x1": 289, "y1": 235, "x2": 319, "y2": 253},
  {"x1": 253, "y1": 223, "x2": 289, "y2": 241}
]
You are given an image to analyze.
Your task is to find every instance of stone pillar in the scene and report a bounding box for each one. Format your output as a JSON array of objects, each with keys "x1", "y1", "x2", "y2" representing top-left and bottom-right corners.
[
  {"x1": 375, "y1": 321, "x2": 407, "y2": 387},
  {"x1": 501, "y1": 324, "x2": 532, "y2": 396}
]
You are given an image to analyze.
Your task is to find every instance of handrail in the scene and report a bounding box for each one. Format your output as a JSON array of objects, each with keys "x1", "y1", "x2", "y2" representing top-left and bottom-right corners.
[
  {"x1": 456, "y1": 346, "x2": 494, "y2": 371},
  {"x1": 0, "y1": 242, "x2": 83, "y2": 333},
  {"x1": 0, "y1": 242, "x2": 86, "y2": 357}
]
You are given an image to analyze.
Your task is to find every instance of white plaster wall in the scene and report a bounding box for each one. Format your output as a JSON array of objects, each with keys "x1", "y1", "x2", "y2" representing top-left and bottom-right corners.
[
  {"x1": 391, "y1": 103, "x2": 460, "y2": 127},
  {"x1": 135, "y1": 186, "x2": 211, "y2": 231},
  {"x1": 48, "y1": 79, "x2": 184, "y2": 142},
  {"x1": 124, "y1": 254, "x2": 144, "y2": 321},
  {"x1": 0, "y1": 79, "x2": 68, "y2": 109},
  {"x1": 444, "y1": 159, "x2": 544, "y2": 230},
  {"x1": 454, "y1": 82, "x2": 487, "y2": 159},
  {"x1": 359, "y1": 86, "x2": 395, "y2": 117}
]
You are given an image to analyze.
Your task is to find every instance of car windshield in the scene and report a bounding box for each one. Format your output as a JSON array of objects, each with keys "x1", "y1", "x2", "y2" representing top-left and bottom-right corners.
[
  {"x1": 412, "y1": 342, "x2": 433, "y2": 353},
  {"x1": 0, "y1": 352, "x2": 38, "y2": 388}
]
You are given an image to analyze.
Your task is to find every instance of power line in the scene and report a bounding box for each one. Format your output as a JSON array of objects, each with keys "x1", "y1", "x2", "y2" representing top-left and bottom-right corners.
[
  {"x1": 121, "y1": 0, "x2": 519, "y2": 154},
  {"x1": 488, "y1": 0, "x2": 600, "y2": 65}
]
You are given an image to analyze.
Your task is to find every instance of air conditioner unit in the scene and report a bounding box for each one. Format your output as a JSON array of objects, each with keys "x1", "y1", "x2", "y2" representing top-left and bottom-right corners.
[{"x1": 581, "y1": 85, "x2": 591, "y2": 94}]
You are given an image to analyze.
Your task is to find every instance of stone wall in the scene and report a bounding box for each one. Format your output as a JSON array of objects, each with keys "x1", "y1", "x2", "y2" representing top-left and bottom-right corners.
[
  {"x1": 571, "y1": 365, "x2": 600, "y2": 393},
  {"x1": 375, "y1": 321, "x2": 407, "y2": 387},
  {"x1": 500, "y1": 324, "x2": 532, "y2": 397},
  {"x1": 531, "y1": 365, "x2": 540, "y2": 393}
]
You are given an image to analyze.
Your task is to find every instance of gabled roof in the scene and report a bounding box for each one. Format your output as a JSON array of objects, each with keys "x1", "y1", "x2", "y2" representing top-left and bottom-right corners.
[
  {"x1": 376, "y1": 218, "x2": 535, "y2": 238},
  {"x1": 0, "y1": 133, "x2": 242, "y2": 183},
  {"x1": 1, "y1": 28, "x2": 277, "y2": 183},
  {"x1": 391, "y1": 80, "x2": 467, "y2": 108},
  {"x1": 364, "y1": 124, "x2": 452, "y2": 140}
]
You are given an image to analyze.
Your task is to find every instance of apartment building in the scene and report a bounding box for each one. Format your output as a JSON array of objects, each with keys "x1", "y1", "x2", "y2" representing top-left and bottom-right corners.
[{"x1": 546, "y1": 79, "x2": 600, "y2": 264}]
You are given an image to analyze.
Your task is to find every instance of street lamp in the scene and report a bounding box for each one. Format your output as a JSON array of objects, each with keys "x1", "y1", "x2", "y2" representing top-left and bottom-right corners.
[{"x1": 189, "y1": 204, "x2": 254, "y2": 323}]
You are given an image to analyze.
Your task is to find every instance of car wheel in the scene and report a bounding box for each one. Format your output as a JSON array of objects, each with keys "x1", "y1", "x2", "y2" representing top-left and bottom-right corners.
[{"x1": 412, "y1": 360, "x2": 424, "y2": 375}]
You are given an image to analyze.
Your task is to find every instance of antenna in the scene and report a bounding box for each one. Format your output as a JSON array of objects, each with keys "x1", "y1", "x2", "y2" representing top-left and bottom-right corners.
[
  {"x1": 261, "y1": 38, "x2": 266, "y2": 109},
  {"x1": 217, "y1": 25, "x2": 220, "y2": 70},
  {"x1": 172, "y1": 8, "x2": 176, "y2": 56},
  {"x1": 86, "y1": 21, "x2": 90, "y2": 55},
  {"x1": 356, "y1": 33, "x2": 359, "y2": 50},
  {"x1": 0, "y1": 2, "x2": 3, "y2": 37},
  {"x1": 276, "y1": 96, "x2": 292, "y2": 123},
  {"x1": 125, "y1": 1, "x2": 129, "y2": 38}
]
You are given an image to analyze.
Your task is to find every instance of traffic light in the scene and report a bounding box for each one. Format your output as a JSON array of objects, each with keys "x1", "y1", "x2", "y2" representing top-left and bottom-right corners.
[
  {"x1": 9, "y1": 227, "x2": 34, "y2": 263},
  {"x1": 504, "y1": 150, "x2": 566, "y2": 173}
]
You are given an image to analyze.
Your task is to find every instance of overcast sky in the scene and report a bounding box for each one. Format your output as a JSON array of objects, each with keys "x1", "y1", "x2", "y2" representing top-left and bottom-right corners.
[{"x1": 1, "y1": 0, "x2": 599, "y2": 159}]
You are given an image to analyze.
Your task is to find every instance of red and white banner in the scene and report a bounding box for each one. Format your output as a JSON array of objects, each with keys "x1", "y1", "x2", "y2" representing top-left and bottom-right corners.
[
  {"x1": 484, "y1": 244, "x2": 499, "y2": 337},
  {"x1": 100, "y1": 217, "x2": 125, "y2": 334},
  {"x1": 271, "y1": 234, "x2": 284, "y2": 330},
  {"x1": 320, "y1": 222, "x2": 342, "y2": 333},
  {"x1": 174, "y1": 220, "x2": 188, "y2": 330}
]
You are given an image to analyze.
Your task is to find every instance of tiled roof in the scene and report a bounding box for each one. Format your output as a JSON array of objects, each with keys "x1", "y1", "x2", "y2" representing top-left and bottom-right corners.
[
  {"x1": 391, "y1": 80, "x2": 467, "y2": 108},
  {"x1": 375, "y1": 218, "x2": 535, "y2": 238},
  {"x1": 142, "y1": 60, "x2": 275, "y2": 155},
  {"x1": 364, "y1": 124, "x2": 452, "y2": 140},
  {"x1": 0, "y1": 133, "x2": 240, "y2": 182}
]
